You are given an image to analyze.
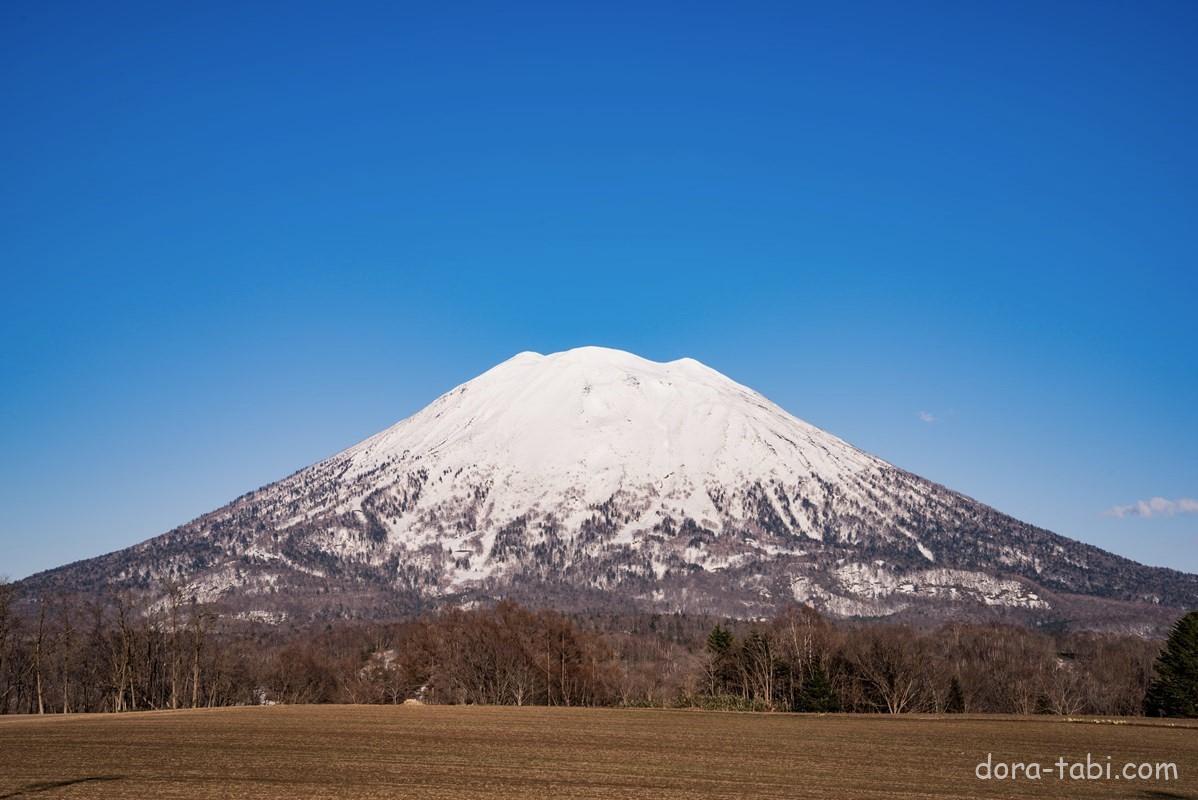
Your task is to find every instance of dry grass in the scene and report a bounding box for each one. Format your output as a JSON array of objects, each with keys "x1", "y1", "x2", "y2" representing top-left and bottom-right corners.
[{"x1": 0, "y1": 706, "x2": 1195, "y2": 799}]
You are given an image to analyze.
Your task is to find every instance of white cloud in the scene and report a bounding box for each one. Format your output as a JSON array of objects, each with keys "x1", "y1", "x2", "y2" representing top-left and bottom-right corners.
[
  {"x1": 1105, "y1": 496, "x2": 1198, "y2": 519},
  {"x1": 918, "y1": 411, "x2": 936, "y2": 424}
]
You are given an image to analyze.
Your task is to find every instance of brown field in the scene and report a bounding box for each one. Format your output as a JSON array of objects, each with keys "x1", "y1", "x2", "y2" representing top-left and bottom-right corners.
[{"x1": 0, "y1": 706, "x2": 1195, "y2": 799}]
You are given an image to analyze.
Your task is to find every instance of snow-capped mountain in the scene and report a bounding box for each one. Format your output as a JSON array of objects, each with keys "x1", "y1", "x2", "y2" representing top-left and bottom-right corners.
[{"x1": 21, "y1": 347, "x2": 1198, "y2": 630}]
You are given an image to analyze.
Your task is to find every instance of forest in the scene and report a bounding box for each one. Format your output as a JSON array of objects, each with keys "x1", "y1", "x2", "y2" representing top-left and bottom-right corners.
[{"x1": 0, "y1": 580, "x2": 1179, "y2": 717}]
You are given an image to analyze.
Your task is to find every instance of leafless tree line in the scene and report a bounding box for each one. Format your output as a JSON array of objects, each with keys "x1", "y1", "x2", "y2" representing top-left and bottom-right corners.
[
  {"x1": 0, "y1": 583, "x2": 227, "y2": 714},
  {"x1": 0, "y1": 582, "x2": 1162, "y2": 716},
  {"x1": 695, "y1": 607, "x2": 1156, "y2": 715}
]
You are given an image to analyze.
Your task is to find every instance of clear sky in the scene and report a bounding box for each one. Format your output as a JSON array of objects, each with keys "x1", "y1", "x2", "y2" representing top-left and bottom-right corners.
[{"x1": 2, "y1": 1, "x2": 1196, "y2": 580}]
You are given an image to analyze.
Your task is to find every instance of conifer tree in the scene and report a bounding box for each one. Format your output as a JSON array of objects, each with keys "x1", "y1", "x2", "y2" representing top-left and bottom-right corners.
[
  {"x1": 1145, "y1": 611, "x2": 1198, "y2": 718},
  {"x1": 945, "y1": 676, "x2": 966, "y2": 713},
  {"x1": 705, "y1": 624, "x2": 737, "y2": 697},
  {"x1": 799, "y1": 662, "x2": 839, "y2": 712},
  {"x1": 706, "y1": 624, "x2": 733, "y2": 656}
]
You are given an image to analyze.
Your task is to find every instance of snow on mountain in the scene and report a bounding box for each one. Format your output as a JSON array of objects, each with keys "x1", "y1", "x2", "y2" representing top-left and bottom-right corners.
[
  {"x1": 21, "y1": 347, "x2": 1198, "y2": 630},
  {"x1": 339, "y1": 347, "x2": 884, "y2": 566}
]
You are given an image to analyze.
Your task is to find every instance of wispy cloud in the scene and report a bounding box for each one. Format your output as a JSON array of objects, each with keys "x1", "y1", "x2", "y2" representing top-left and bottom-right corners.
[
  {"x1": 918, "y1": 411, "x2": 936, "y2": 424},
  {"x1": 1105, "y1": 497, "x2": 1198, "y2": 519}
]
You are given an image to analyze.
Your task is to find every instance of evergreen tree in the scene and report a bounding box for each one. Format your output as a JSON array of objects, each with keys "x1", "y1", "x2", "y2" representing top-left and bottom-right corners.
[
  {"x1": 706, "y1": 624, "x2": 733, "y2": 656},
  {"x1": 705, "y1": 625, "x2": 737, "y2": 697},
  {"x1": 1145, "y1": 611, "x2": 1198, "y2": 718},
  {"x1": 945, "y1": 676, "x2": 965, "y2": 713},
  {"x1": 798, "y1": 662, "x2": 839, "y2": 712}
]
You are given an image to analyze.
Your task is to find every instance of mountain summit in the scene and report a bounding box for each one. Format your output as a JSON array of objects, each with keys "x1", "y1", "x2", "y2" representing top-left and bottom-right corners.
[
  {"x1": 23, "y1": 347, "x2": 1197, "y2": 630},
  {"x1": 346, "y1": 346, "x2": 880, "y2": 537}
]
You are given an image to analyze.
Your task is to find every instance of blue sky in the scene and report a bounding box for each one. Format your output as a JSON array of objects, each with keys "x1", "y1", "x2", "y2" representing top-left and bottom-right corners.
[{"x1": 2, "y1": 1, "x2": 1196, "y2": 580}]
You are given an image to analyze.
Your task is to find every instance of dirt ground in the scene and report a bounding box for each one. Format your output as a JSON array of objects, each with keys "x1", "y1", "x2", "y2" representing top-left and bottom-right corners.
[{"x1": 0, "y1": 705, "x2": 1195, "y2": 799}]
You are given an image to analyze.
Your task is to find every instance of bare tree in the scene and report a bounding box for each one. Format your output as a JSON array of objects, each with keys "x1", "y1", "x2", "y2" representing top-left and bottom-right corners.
[
  {"x1": 32, "y1": 599, "x2": 47, "y2": 714},
  {"x1": 739, "y1": 630, "x2": 777, "y2": 709},
  {"x1": 188, "y1": 599, "x2": 215, "y2": 709},
  {"x1": 1044, "y1": 658, "x2": 1086, "y2": 715},
  {"x1": 0, "y1": 581, "x2": 15, "y2": 713},
  {"x1": 852, "y1": 626, "x2": 924, "y2": 714},
  {"x1": 53, "y1": 597, "x2": 76, "y2": 714},
  {"x1": 166, "y1": 584, "x2": 183, "y2": 709},
  {"x1": 110, "y1": 594, "x2": 135, "y2": 712}
]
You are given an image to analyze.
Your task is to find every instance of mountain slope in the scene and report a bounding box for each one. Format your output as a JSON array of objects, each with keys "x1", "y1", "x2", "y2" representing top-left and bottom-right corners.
[{"x1": 21, "y1": 347, "x2": 1197, "y2": 631}]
